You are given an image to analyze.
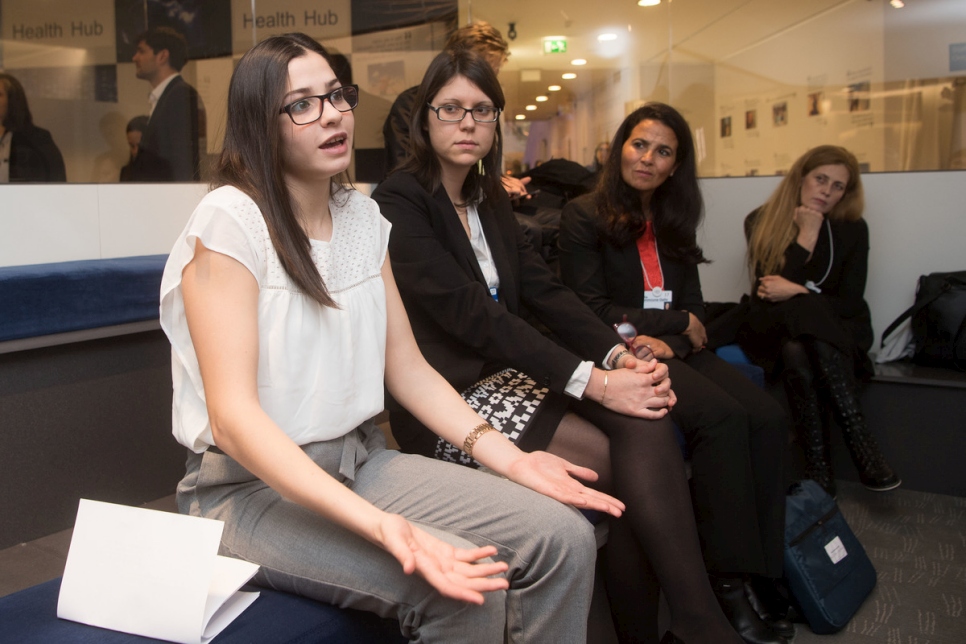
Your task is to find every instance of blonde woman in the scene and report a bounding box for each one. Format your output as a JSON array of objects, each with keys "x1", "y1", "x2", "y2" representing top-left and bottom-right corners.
[{"x1": 741, "y1": 145, "x2": 899, "y2": 497}]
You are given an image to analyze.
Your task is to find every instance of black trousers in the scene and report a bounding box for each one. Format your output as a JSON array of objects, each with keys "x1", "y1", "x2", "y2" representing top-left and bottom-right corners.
[{"x1": 668, "y1": 350, "x2": 788, "y2": 578}]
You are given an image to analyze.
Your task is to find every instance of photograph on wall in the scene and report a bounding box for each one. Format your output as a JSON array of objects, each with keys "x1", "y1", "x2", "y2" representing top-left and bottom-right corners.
[
  {"x1": 720, "y1": 116, "x2": 732, "y2": 138},
  {"x1": 848, "y1": 81, "x2": 871, "y2": 112},
  {"x1": 807, "y1": 91, "x2": 823, "y2": 116},
  {"x1": 745, "y1": 110, "x2": 757, "y2": 130},
  {"x1": 772, "y1": 101, "x2": 788, "y2": 126},
  {"x1": 114, "y1": 0, "x2": 232, "y2": 62}
]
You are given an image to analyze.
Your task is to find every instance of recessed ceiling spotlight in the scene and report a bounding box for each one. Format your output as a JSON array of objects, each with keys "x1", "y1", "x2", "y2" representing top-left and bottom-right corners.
[
  {"x1": 889, "y1": 0, "x2": 904, "y2": 7},
  {"x1": 637, "y1": 0, "x2": 660, "y2": 6},
  {"x1": 526, "y1": 105, "x2": 537, "y2": 111},
  {"x1": 536, "y1": 96, "x2": 549, "y2": 102},
  {"x1": 598, "y1": 33, "x2": 618, "y2": 42},
  {"x1": 562, "y1": 73, "x2": 577, "y2": 80},
  {"x1": 571, "y1": 59, "x2": 587, "y2": 66},
  {"x1": 515, "y1": 114, "x2": 526, "y2": 120},
  {"x1": 548, "y1": 85, "x2": 562, "y2": 91}
]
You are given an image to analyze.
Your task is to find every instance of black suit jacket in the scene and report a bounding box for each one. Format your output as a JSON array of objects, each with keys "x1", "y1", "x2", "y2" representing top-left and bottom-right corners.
[
  {"x1": 559, "y1": 193, "x2": 704, "y2": 358},
  {"x1": 372, "y1": 171, "x2": 621, "y2": 454},
  {"x1": 8, "y1": 126, "x2": 66, "y2": 182},
  {"x1": 132, "y1": 75, "x2": 204, "y2": 182}
]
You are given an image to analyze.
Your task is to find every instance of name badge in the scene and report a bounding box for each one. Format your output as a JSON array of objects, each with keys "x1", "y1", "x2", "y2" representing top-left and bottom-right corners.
[{"x1": 643, "y1": 287, "x2": 672, "y2": 310}]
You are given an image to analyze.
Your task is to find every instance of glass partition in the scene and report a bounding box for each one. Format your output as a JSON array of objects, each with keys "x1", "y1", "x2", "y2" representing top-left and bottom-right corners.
[{"x1": 1, "y1": 0, "x2": 963, "y2": 184}]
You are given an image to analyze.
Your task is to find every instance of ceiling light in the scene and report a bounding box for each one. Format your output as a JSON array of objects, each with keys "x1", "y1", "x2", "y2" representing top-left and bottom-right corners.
[
  {"x1": 536, "y1": 96, "x2": 549, "y2": 102},
  {"x1": 598, "y1": 33, "x2": 618, "y2": 42},
  {"x1": 526, "y1": 105, "x2": 537, "y2": 111},
  {"x1": 889, "y1": 0, "x2": 904, "y2": 7},
  {"x1": 548, "y1": 85, "x2": 562, "y2": 91},
  {"x1": 571, "y1": 59, "x2": 587, "y2": 66},
  {"x1": 515, "y1": 114, "x2": 526, "y2": 120},
  {"x1": 637, "y1": 0, "x2": 661, "y2": 6},
  {"x1": 562, "y1": 73, "x2": 577, "y2": 80}
]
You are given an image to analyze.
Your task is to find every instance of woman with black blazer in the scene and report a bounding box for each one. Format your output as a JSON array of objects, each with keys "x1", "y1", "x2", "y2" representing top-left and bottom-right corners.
[
  {"x1": 559, "y1": 103, "x2": 791, "y2": 644},
  {"x1": 0, "y1": 73, "x2": 66, "y2": 183},
  {"x1": 742, "y1": 145, "x2": 899, "y2": 497},
  {"x1": 373, "y1": 49, "x2": 741, "y2": 644}
]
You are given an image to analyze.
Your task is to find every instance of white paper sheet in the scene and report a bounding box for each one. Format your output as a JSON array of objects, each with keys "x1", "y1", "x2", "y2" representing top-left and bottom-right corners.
[{"x1": 57, "y1": 499, "x2": 260, "y2": 644}]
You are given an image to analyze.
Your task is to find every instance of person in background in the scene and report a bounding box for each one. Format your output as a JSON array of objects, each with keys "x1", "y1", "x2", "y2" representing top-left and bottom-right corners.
[
  {"x1": 373, "y1": 48, "x2": 744, "y2": 644},
  {"x1": 160, "y1": 32, "x2": 620, "y2": 643},
  {"x1": 741, "y1": 145, "x2": 900, "y2": 497},
  {"x1": 130, "y1": 26, "x2": 205, "y2": 182},
  {"x1": 119, "y1": 115, "x2": 150, "y2": 182},
  {"x1": 587, "y1": 141, "x2": 610, "y2": 173},
  {"x1": 0, "y1": 72, "x2": 66, "y2": 183},
  {"x1": 559, "y1": 102, "x2": 791, "y2": 644},
  {"x1": 383, "y1": 20, "x2": 530, "y2": 200}
]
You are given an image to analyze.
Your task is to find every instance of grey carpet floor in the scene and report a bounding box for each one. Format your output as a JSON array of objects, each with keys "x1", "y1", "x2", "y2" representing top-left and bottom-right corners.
[{"x1": 792, "y1": 481, "x2": 965, "y2": 643}]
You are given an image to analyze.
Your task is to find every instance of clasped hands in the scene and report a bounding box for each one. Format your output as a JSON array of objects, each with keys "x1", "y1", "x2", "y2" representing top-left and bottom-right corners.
[{"x1": 590, "y1": 347, "x2": 676, "y2": 419}]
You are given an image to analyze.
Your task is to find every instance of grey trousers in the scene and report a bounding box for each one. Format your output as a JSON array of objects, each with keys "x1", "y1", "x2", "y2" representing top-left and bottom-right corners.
[{"x1": 177, "y1": 421, "x2": 597, "y2": 643}]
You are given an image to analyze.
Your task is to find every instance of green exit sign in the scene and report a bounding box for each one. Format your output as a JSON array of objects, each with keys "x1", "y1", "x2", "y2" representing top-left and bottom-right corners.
[{"x1": 543, "y1": 39, "x2": 568, "y2": 54}]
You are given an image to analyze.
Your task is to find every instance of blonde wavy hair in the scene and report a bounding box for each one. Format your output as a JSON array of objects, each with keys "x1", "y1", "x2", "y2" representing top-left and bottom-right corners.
[{"x1": 747, "y1": 145, "x2": 864, "y2": 282}]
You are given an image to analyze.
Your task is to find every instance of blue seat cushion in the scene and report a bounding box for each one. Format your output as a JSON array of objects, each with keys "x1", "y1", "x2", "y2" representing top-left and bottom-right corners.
[
  {"x1": 0, "y1": 255, "x2": 168, "y2": 342},
  {"x1": 0, "y1": 577, "x2": 406, "y2": 644}
]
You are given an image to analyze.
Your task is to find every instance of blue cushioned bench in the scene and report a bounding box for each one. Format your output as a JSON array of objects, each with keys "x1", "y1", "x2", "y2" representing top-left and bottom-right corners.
[
  {"x1": 0, "y1": 255, "x2": 168, "y2": 348},
  {"x1": 0, "y1": 577, "x2": 406, "y2": 644}
]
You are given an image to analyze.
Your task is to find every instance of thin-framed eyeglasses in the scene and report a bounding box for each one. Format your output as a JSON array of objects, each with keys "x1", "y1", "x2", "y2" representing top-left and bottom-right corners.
[
  {"x1": 280, "y1": 85, "x2": 359, "y2": 125},
  {"x1": 427, "y1": 103, "x2": 501, "y2": 123}
]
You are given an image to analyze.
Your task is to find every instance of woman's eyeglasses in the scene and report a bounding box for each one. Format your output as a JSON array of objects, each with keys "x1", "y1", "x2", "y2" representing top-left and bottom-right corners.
[
  {"x1": 614, "y1": 315, "x2": 655, "y2": 361},
  {"x1": 280, "y1": 85, "x2": 359, "y2": 125},
  {"x1": 427, "y1": 103, "x2": 501, "y2": 123}
]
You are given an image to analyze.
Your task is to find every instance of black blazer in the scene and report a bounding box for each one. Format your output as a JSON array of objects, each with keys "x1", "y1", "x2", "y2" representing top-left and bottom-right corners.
[
  {"x1": 132, "y1": 75, "x2": 204, "y2": 182},
  {"x1": 372, "y1": 171, "x2": 622, "y2": 453},
  {"x1": 559, "y1": 193, "x2": 703, "y2": 357},
  {"x1": 8, "y1": 126, "x2": 66, "y2": 182}
]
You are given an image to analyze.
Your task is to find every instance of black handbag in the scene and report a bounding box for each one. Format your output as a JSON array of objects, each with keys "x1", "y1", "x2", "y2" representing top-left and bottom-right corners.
[{"x1": 881, "y1": 271, "x2": 966, "y2": 370}]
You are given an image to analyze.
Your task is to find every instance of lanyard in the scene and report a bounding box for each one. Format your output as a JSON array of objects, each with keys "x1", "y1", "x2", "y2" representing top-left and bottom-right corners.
[
  {"x1": 804, "y1": 219, "x2": 834, "y2": 293},
  {"x1": 636, "y1": 222, "x2": 664, "y2": 291}
]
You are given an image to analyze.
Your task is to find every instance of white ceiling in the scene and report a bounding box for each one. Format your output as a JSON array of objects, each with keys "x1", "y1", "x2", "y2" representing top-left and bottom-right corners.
[{"x1": 466, "y1": 0, "x2": 858, "y2": 119}]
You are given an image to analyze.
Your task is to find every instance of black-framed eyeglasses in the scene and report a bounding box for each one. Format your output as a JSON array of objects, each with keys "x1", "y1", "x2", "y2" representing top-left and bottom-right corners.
[
  {"x1": 427, "y1": 103, "x2": 501, "y2": 123},
  {"x1": 280, "y1": 85, "x2": 359, "y2": 125}
]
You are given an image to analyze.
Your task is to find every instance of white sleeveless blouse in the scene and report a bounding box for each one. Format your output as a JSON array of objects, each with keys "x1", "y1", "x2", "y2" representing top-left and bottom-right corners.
[{"x1": 160, "y1": 185, "x2": 390, "y2": 453}]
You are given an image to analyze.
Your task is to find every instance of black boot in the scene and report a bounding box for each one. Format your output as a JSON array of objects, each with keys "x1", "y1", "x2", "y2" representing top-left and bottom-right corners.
[
  {"x1": 812, "y1": 341, "x2": 901, "y2": 492},
  {"x1": 745, "y1": 578, "x2": 795, "y2": 639},
  {"x1": 781, "y1": 357, "x2": 836, "y2": 497},
  {"x1": 710, "y1": 575, "x2": 787, "y2": 644}
]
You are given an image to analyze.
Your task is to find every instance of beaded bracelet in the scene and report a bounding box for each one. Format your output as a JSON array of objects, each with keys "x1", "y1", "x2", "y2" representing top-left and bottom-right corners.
[{"x1": 463, "y1": 422, "x2": 497, "y2": 458}]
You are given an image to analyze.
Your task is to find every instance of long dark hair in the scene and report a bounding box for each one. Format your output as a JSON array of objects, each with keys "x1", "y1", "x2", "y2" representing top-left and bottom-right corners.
[
  {"x1": 0, "y1": 73, "x2": 34, "y2": 132},
  {"x1": 596, "y1": 102, "x2": 707, "y2": 264},
  {"x1": 399, "y1": 48, "x2": 504, "y2": 204},
  {"x1": 213, "y1": 32, "x2": 346, "y2": 308}
]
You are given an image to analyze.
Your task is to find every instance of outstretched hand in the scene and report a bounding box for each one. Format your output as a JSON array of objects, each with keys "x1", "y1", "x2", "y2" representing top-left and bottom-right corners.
[
  {"x1": 504, "y1": 451, "x2": 625, "y2": 517},
  {"x1": 377, "y1": 513, "x2": 509, "y2": 604}
]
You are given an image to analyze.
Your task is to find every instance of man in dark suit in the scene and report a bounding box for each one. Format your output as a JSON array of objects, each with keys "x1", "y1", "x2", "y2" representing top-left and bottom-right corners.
[{"x1": 129, "y1": 27, "x2": 205, "y2": 182}]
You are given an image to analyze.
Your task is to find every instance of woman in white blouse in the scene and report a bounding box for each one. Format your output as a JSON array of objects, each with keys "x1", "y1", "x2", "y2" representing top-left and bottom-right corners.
[{"x1": 159, "y1": 33, "x2": 622, "y2": 643}]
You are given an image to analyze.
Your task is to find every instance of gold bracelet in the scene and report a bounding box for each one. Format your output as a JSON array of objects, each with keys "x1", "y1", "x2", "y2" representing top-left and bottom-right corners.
[
  {"x1": 463, "y1": 422, "x2": 496, "y2": 458},
  {"x1": 601, "y1": 373, "x2": 609, "y2": 406}
]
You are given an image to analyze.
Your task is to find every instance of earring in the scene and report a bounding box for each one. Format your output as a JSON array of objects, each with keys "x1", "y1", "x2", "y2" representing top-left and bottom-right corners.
[{"x1": 477, "y1": 159, "x2": 485, "y2": 175}]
